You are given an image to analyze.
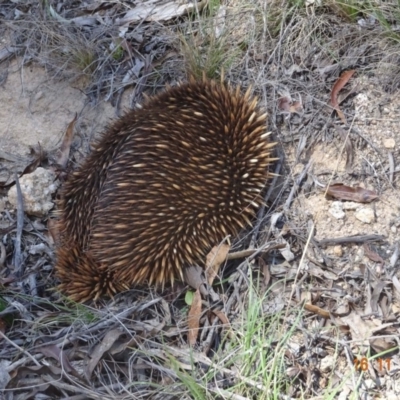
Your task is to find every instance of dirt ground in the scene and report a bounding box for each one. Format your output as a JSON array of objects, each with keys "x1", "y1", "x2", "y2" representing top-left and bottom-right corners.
[{"x1": 0, "y1": 59, "x2": 130, "y2": 182}]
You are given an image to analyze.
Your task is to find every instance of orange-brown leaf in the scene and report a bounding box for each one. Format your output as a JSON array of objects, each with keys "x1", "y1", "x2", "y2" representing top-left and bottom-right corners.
[
  {"x1": 188, "y1": 288, "x2": 202, "y2": 346},
  {"x1": 304, "y1": 303, "x2": 330, "y2": 319},
  {"x1": 56, "y1": 114, "x2": 77, "y2": 168},
  {"x1": 212, "y1": 310, "x2": 230, "y2": 326},
  {"x1": 326, "y1": 183, "x2": 378, "y2": 203},
  {"x1": 205, "y1": 244, "x2": 230, "y2": 285},
  {"x1": 330, "y1": 70, "x2": 355, "y2": 124},
  {"x1": 363, "y1": 243, "x2": 384, "y2": 263}
]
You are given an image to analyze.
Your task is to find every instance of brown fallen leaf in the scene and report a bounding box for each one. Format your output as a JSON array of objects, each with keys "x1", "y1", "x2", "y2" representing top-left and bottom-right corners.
[
  {"x1": 205, "y1": 244, "x2": 230, "y2": 285},
  {"x1": 364, "y1": 243, "x2": 385, "y2": 264},
  {"x1": 55, "y1": 113, "x2": 77, "y2": 169},
  {"x1": 304, "y1": 303, "x2": 330, "y2": 319},
  {"x1": 326, "y1": 183, "x2": 378, "y2": 203},
  {"x1": 188, "y1": 288, "x2": 202, "y2": 346},
  {"x1": 211, "y1": 310, "x2": 230, "y2": 326},
  {"x1": 36, "y1": 344, "x2": 78, "y2": 376},
  {"x1": 85, "y1": 329, "x2": 123, "y2": 380},
  {"x1": 278, "y1": 97, "x2": 303, "y2": 114},
  {"x1": 278, "y1": 97, "x2": 291, "y2": 112},
  {"x1": 329, "y1": 69, "x2": 355, "y2": 124}
]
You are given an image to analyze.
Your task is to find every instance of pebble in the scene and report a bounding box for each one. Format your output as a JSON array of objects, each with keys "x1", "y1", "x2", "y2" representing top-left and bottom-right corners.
[
  {"x1": 328, "y1": 201, "x2": 345, "y2": 219},
  {"x1": 383, "y1": 138, "x2": 395, "y2": 149},
  {"x1": 342, "y1": 201, "x2": 359, "y2": 210},
  {"x1": 7, "y1": 167, "x2": 59, "y2": 216},
  {"x1": 320, "y1": 355, "x2": 335, "y2": 372},
  {"x1": 333, "y1": 245, "x2": 343, "y2": 257},
  {"x1": 354, "y1": 207, "x2": 375, "y2": 224}
]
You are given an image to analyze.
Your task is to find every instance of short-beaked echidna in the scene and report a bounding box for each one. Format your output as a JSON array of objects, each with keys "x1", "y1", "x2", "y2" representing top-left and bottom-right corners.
[{"x1": 55, "y1": 77, "x2": 275, "y2": 302}]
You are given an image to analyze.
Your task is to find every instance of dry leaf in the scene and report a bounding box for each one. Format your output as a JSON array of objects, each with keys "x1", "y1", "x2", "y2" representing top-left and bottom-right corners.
[
  {"x1": 304, "y1": 303, "x2": 330, "y2": 318},
  {"x1": 85, "y1": 329, "x2": 123, "y2": 380},
  {"x1": 56, "y1": 114, "x2": 77, "y2": 169},
  {"x1": 278, "y1": 97, "x2": 291, "y2": 112},
  {"x1": 188, "y1": 289, "x2": 202, "y2": 346},
  {"x1": 36, "y1": 345, "x2": 77, "y2": 375},
  {"x1": 329, "y1": 70, "x2": 355, "y2": 124},
  {"x1": 363, "y1": 244, "x2": 385, "y2": 264},
  {"x1": 205, "y1": 244, "x2": 230, "y2": 285},
  {"x1": 212, "y1": 310, "x2": 230, "y2": 326},
  {"x1": 326, "y1": 183, "x2": 378, "y2": 203}
]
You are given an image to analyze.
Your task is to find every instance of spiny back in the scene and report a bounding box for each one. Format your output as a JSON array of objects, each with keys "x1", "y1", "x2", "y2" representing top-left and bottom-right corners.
[{"x1": 55, "y1": 77, "x2": 275, "y2": 302}]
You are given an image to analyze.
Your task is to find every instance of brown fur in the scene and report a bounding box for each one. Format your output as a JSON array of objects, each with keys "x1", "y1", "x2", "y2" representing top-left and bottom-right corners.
[{"x1": 55, "y1": 77, "x2": 275, "y2": 302}]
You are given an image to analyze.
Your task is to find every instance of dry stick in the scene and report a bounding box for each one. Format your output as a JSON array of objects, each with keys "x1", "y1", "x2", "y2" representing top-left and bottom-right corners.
[
  {"x1": 315, "y1": 234, "x2": 385, "y2": 247},
  {"x1": 227, "y1": 242, "x2": 285, "y2": 260},
  {"x1": 0, "y1": 330, "x2": 41, "y2": 367},
  {"x1": 388, "y1": 151, "x2": 395, "y2": 184},
  {"x1": 284, "y1": 158, "x2": 313, "y2": 211},
  {"x1": 0, "y1": 242, "x2": 6, "y2": 267},
  {"x1": 13, "y1": 173, "x2": 24, "y2": 276}
]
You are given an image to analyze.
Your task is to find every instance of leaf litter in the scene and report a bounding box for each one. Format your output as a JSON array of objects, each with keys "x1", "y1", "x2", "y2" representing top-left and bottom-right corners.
[{"x1": 0, "y1": 0, "x2": 400, "y2": 399}]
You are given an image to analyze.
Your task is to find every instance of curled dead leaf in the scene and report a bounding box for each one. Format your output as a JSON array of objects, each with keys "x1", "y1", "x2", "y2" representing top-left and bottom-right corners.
[
  {"x1": 188, "y1": 288, "x2": 202, "y2": 346},
  {"x1": 329, "y1": 70, "x2": 355, "y2": 124},
  {"x1": 205, "y1": 244, "x2": 230, "y2": 285},
  {"x1": 56, "y1": 114, "x2": 77, "y2": 169},
  {"x1": 85, "y1": 329, "x2": 123, "y2": 380},
  {"x1": 326, "y1": 183, "x2": 378, "y2": 203}
]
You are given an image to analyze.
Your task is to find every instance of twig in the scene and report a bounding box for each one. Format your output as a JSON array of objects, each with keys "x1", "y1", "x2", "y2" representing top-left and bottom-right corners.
[
  {"x1": 284, "y1": 159, "x2": 313, "y2": 211},
  {"x1": 0, "y1": 330, "x2": 41, "y2": 367},
  {"x1": 13, "y1": 173, "x2": 24, "y2": 276},
  {"x1": 315, "y1": 235, "x2": 385, "y2": 247}
]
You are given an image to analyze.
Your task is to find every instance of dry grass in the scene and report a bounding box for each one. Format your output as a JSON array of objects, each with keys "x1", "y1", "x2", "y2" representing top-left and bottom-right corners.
[{"x1": 1, "y1": 0, "x2": 400, "y2": 399}]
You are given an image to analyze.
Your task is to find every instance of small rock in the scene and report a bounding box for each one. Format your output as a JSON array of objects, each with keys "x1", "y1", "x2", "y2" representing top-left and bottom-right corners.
[
  {"x1": 320, "y1": 355, "x2": 335, "y2": 372},
  {"x1": 7, "y1": 167, "x2": 59, "y2": 216},
  {"x1": 391, "y1": 225, "x2": 397, "y2": 233},
  {"x1": 342, "y1": 201, "x2": 359, "y2": 210},
  {"x1": 383, "y1": 138, "x2": 395, "y2": 149},
  {"x1": 328, "y1": 201, "x2": 345, "y2": 219},
  {"x1": 354, "y1": 207, "x2": 375, "y2": 224},
  {"x1": 34, "y1": 91, "x2": 44, "y2": 101},
  {"x1": 292, "y1": 163, "x2": 305, "y2": 176},
  {"x1": 333, "y1": 245, "x2": 343, "y2": 257}
]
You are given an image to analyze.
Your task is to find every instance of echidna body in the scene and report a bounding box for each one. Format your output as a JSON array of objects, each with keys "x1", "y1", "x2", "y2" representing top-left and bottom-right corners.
[{"x1": 55, "y1": 77, "x2": 275, "y2": 302}]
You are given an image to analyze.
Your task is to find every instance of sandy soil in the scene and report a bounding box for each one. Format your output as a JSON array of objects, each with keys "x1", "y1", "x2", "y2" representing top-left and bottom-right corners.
[{"x1": 0, "y1": 59, "x2": 126, "y2": 181}]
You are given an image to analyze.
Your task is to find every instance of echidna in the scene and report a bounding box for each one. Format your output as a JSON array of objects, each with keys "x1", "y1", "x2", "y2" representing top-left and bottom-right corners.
[{"x1": 55, "y1": 76, "x2": 275, "y2": 302}]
